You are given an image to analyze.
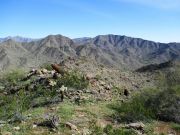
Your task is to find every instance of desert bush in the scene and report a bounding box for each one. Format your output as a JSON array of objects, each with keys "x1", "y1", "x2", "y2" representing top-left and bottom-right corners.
[
  {"x1": 110, "y1": 67, "x2": 180, "y2": 123},
  {"x1": 57, "y1": 70, "x2": 89, "y2": 89},
  {"x1": 40, "y1": 63, "x2": 52, "y2": 70},
  {"x1": 57, "y1": 102, "x2": 75, "y2": 122},
  {"x1": 110, "y1": 89, "x2": 157, "y2": 123},
  {"x1": 89, "y1": 120, "x2": 104, "y2": 135},
  {"x1": 0, "y1": 89, "x2": 28, "y2": 121},
  {"x1": 171, "y1": 123, "x2": 180, "y2": 132},
  {"x1": 0, "y1": 76, "x2": 58, "y2": 121},
  {"x1": 110, "y1": 86, "x2": 180, "y2": 123},
  {"x1": 0, "y1": 69, "x2": 25, "y2": 86}
]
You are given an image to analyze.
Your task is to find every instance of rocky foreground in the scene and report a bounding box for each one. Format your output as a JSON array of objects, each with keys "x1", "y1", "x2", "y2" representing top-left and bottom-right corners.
[{"x1": 0, "y1": 58, "x2": 179, "y2": 135}]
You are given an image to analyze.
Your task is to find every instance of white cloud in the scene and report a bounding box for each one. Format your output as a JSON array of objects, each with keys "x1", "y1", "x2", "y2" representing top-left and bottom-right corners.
[{"x1": 114, "y1": 0, "x2": 180, "y2": 9}]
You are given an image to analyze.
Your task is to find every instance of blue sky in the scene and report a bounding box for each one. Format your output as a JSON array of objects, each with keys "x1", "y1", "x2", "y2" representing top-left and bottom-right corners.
[{"x1": 1, "y1": 0, "x2": 180, "y2": 43}]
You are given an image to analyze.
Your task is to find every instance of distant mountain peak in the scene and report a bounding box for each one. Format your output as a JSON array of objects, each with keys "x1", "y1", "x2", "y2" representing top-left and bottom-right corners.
[{"x1": 0, "y1": 36, "x2": 39, "y2": 43}]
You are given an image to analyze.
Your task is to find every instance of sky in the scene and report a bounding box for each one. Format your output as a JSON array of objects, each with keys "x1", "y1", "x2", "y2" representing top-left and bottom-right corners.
[{"x1": 0, "y1": 0, "x2": 180, "y2": 43}]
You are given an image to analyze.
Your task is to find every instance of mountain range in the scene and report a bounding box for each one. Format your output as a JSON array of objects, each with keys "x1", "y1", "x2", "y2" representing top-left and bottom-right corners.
[
  {"x1": 0, "y1": 36, "x2": 38, "y2": 43},
  {"x1": 0, "y1": 34, "x2": 180, "y2": 71}
]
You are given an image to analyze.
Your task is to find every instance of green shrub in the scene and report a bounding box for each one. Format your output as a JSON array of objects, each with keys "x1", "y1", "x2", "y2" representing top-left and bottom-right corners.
[
  {"x1": 110, "y1": 67, "x2": 180, "y2": 123},
  {"x1": 110, "y1": 89, "x2": 157, "y2": 122},
  {"x1": 0, "y1": 81, "x2": 58, "y2": 121},
  {"x1": 110, "y1": 86, "x2": 180, "y2": 123},
  {"x1": 89, "y1": 121, "x2": 136, "y2": 135},
  {"x1": 40, "y1": 63, "x2": 52, "y2": 70},
  {"x1": 57, "y1": 102, "x2": 75, "y2": 122},
  {"x1": 0, "y1": 69, "x2": 25, "y2": 86},
  {"x1": 0, "y1": 89, "x2": 28, "y2": 120},
  {"x1": 103, "y1": 124, "x2": 114, "y2": 134},
  {"x1": 89, "y1": 120, "x2": 104, "y2": 135},
  {"x1": 57, "y1": 70, "x2": 89, "y2": 89},
  {"x1": 171, "y1": 123, "x2": 180, "y2": 132}
]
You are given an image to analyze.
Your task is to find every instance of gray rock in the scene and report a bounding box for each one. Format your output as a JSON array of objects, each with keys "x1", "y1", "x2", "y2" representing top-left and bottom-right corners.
[
  {"x1": 126, "y1": 122, "x2": 145, "y2": 130},
  {"x1": 65, "y1": 122, "x2": 78, "y2": 131},
  {"x1": 37, "y1": 115, "x2": 60, "y2": 129}
]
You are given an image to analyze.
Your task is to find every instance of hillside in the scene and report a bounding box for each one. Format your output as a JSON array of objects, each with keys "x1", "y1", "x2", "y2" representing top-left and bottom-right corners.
[
  {"x1": 0, "y1": 58, "x2": 179, "y2": 135},
  {"x1": 0, "y1": 34, "x2": 180, "y2": 71}
]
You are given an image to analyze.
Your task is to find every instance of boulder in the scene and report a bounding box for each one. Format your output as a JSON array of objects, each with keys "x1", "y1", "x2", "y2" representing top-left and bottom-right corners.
[
  {"x1": 126, "y1": 122, "x2": 145, "y2": 130},
  {"x1": 41, "y1": 68, "x2": 48, "y2": 74},
  {"x1": 99, "y1": 81, "x2": 106, "y2": 86},
  {"x1": 85, "y1": 73, "x2": 95, "y2": 80},
  {"x1": 51, "y1": 64, "x2": 65, "y2": 76},
  {"x1": 65, "y1": 122, "x2": 78, "y2": 131},
  {"x1": 37, "y1": 115, "x2": 60, "y2": 129},
  {"x1": 13, "y1": 126, "x2": 20, "y2": 131}
]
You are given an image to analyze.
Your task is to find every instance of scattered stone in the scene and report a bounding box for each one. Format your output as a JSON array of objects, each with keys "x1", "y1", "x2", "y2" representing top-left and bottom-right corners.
[
  {"x1": 104, "y1": 85, "x2": 111, "y2": 90},
  {"x1": 85, "y1": 73, "x2": 95, "y2": 80},
  {"x1": 37, "y1": 115, "x2": 60, "y2": 129},
  {"x1": 0, "y1": 86, "x2": 5, "y2": 90},
  {"x1": 41, "y1": 68, "x2": 48, "y2": 74},
  {"x1": 32, "y1": 124, "x2": 37, "y2": 128},
  {"x1": 82, "y1": 128, "x2": 90, "y2": 135},
  {"x1": 48, "y1": 80, "x2": 57, "y2": 86},
  {"x1": 13, "y1": 126, "x2": 20, "y2": 131},
  {"x1": 99, "y1": 81, "x2": 106, "y2": 86},
  {"x1": 126, "y1": 122, "x2": 145, "y2": 130},
  {"x1": 0, "y1": 120, "x2": 6, "y2": 127},
  {"x1": 65, "y1": 122, "x2": 78, "y2": 131},
  {"x1": 36, "y1": 69, "x2": 43, "y2": 75},
  {"x1": 1, "y1": 131, "x2": 12, "y2": 135},
  {"x1": 0, "y1": 120, "x2": 7, "y2": 124},
  {"x1": 168, "y1": 131, "x2": 176, "y2": 135},
  {"x1": 3, "y1": 91, "x2": 8, "y2": 95}
]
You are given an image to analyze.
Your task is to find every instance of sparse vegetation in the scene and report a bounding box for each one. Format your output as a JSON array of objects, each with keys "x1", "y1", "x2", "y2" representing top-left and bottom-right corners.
[
  {"x1": 40, "y1": 63, "x2": 53, "y2": 70},
  {"x1": 89, "y1": 120, "x2": 136, "y2": 135},
  {"x1": 57, "y1": 70, "x2": 89, "y2": 89},
  {"x1": 109, "y1": 88, "x2": 157, "y2": 122},
  {"x1": 110, "y1": 68, "x2": 180, "y2": 124},
  {"x1": 0, "y1": 61, "x2": 180, "y2": 135},
  {"x1": 171, "y1": 123, "x2": 180, "y2": 132},
  {"x1": 57, "y1": 102, "x2": 75, "y2": 122}
]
